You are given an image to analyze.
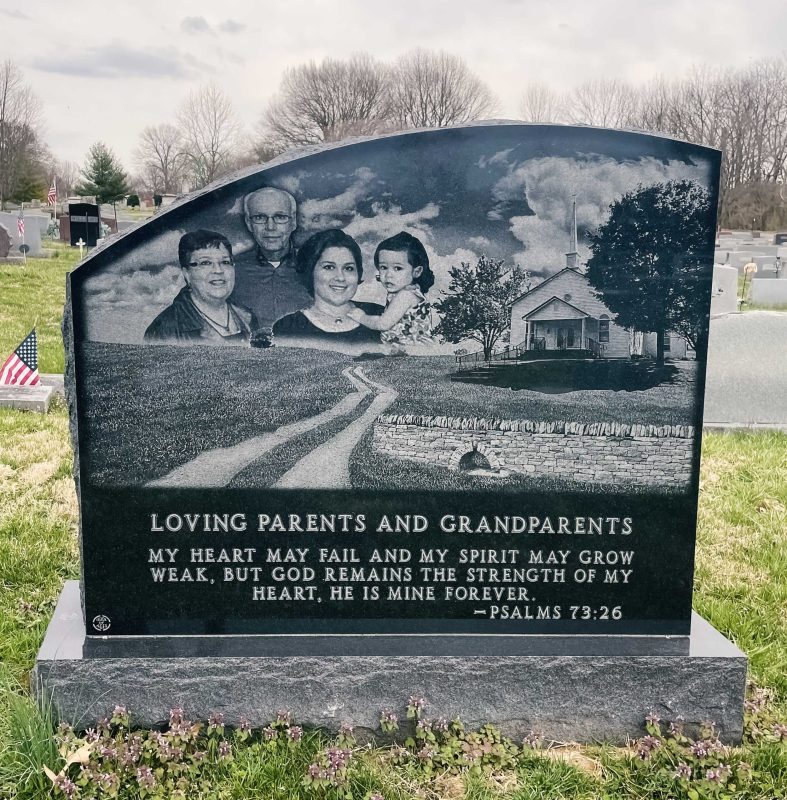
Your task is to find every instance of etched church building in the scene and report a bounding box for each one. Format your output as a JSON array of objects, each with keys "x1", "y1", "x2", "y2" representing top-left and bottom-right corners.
[{"x1": 509, "y1": 200, "x2": 691, "y2": 360}]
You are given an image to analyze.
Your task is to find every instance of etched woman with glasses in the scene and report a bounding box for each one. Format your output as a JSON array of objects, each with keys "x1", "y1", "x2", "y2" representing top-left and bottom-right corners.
[{"x1": 144, "y1": 230, "x2": 257, "y2": 345}]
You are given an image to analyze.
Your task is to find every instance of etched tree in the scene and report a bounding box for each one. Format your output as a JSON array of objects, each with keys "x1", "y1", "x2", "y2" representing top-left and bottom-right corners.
[
  {"x1": 435, "y1": 256, "x2": 531, "y2": 360},
  {"x1": 586, "y1": 180, "x2": 714, "y2": 365}
]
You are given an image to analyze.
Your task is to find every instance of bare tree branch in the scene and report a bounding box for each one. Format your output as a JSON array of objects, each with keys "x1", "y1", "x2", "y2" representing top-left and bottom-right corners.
[
  {"x1": 178, "y1": 83, "x2": 241, "y2": 189},
  {"x1": 390, "y1": 49, "x2": 497, "y2": 128}
]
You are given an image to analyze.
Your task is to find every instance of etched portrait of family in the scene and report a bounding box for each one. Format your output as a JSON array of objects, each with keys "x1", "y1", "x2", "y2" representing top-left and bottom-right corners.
[{"x1": 143, "y1": 187, "x2": 437, "y2": 355}]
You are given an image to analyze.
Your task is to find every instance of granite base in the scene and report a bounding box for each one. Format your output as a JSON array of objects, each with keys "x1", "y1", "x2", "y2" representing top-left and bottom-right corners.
[{"x1": 34, "y1": 581, "x2": 747, "y2": 743}]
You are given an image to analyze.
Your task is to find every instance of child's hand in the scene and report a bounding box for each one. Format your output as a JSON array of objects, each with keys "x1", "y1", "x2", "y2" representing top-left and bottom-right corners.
[{"x1": 346, "y1": 308, "x2": 364, "y2": 322}]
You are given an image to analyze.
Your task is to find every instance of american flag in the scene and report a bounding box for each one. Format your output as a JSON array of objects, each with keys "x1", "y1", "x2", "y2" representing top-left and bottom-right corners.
[
  {"x1": 0, "y1": 330, "x2": 40, "y2": 386},
  {"x1": 17, "y1": 207, "x2": 24, "y2": 238},
  {"x1": 47, "y1": 179, "x2": 57, "y2": 206}
]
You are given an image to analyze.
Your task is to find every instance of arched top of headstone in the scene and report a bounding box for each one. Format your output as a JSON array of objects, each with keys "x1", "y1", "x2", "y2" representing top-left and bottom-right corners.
[{"x1": 68, "y1": 122, "x2": 720, "y2": 347}]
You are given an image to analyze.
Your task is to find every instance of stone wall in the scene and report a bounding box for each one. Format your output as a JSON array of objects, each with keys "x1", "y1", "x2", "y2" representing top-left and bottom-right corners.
[{"x1": 373, "y1": 415, "x2": 695, "y2": 488}]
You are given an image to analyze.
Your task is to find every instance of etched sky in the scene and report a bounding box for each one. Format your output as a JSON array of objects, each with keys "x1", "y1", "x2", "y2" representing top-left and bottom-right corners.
[{"x1": 76, "y1": 126, "x2": 714, "y2": 344}]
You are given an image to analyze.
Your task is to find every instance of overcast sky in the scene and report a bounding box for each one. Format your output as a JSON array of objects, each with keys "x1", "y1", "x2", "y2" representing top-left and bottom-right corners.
[{"x1": 3, "y1": 0, "x2": 786, "y2": 171}]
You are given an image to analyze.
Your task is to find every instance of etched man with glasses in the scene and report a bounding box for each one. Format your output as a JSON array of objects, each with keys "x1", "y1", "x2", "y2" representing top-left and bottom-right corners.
[{"x1": 230, "y1": 187, "x2": 311, "y2": 343}]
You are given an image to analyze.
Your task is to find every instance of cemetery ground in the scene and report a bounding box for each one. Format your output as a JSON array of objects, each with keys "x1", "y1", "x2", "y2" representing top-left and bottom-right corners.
[
  {"x1": 0, "y1": 405, "x2": 785, "y2": 798},
  {"x1": 0, "y1": 249, "x2": 785, "y2": 797}
]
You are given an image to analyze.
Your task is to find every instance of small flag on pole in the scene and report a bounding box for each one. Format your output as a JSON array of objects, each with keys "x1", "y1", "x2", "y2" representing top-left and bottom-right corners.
[
  {"x1": 47, "y1": 179, "x2": 57, "y2": 206},
  {"x1": 17, "y1": 207, "x2": 25, "y2": 238},
  {"x1": 0, "y1": 330, "x2": 40, "y2": 386}
]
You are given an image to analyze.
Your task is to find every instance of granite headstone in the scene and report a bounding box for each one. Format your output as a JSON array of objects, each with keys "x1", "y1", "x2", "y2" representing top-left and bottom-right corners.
[{"x1": 36, "y1": 123, "x2": 747, "y2": 742}]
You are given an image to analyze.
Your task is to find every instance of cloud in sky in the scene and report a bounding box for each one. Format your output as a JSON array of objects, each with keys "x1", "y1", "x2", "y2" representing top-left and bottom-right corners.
[
  {"x1": 0, "y1": 9, "x2": 31, "y2": 20},
  {"x1": 219, "y1": 20, "x2": 245, "y2": 34},
  {"x1": 180, "y1": 16, "x2": 246, "y2": 35},
  {"x1": 181, "y1": 16, "x2": 212, "y2": 34},
  {"x1": 33, "y1": 43, "x2": 198, "y2": 79},
  {"x1": 493, "y1": 155, "x2": 710, "y2": 275}
]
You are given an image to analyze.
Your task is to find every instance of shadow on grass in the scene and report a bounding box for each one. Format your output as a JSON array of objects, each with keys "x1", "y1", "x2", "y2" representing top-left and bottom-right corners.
[{"x1": 452, "y1": 359, "x2": 681, "y2": 394}]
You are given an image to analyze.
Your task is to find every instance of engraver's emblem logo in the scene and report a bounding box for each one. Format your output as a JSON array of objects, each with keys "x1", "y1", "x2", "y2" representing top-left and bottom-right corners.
[{"x1": 92, "y1": 615, "x2": 111, "y2": 632}]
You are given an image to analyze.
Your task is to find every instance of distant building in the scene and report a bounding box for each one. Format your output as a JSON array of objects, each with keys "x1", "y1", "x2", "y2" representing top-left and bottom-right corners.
[{"x1": 509, "y1": 198, "x2": 693, "y2": 360}]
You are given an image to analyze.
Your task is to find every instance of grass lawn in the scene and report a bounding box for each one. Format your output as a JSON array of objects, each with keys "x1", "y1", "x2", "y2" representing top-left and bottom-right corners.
[
  {"x1": 79, "y1": 343, "x2": 354, "y2": 484},
  {"x1": 0, "y1": 243, "x2": 80, "y2": 374},
  {"x1": 359, "y1": 354, "x2": 700, "y2": 427},
  {"x1": 0, "y1": 404, "x2": 784, "y2": 798}
]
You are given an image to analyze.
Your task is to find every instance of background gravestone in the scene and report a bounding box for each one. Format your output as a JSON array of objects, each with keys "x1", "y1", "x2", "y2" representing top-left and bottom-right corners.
[
  {"x1": 36, "y1": 123, "x2": 746, "y2": 742},
  {"x1": 0, "y1": 224, "x2": 10, "y2": 258},
  {"x1": 68, "y1": 202, "x2": 100, "y2": 247},
  {"x1": 0, "y1": 211, "x2": 42, "y2": 256}
]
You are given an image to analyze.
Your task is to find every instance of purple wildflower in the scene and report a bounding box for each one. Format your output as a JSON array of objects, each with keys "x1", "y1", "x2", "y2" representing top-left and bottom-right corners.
[
  {"x1": 218, "y1": 740, "x2": 232, "y2": 759},
  {"x1": 113, "y1": 704, "x2": 127, "y2": 716},
  {"x1": 772, "y1": 722, "x2": 787, "y2": 740},
  {"x1": 416, "y1": 718, "x2": 432, "y2": 732},
  {"x1": 84, "y1": 727, "x2": 100, "y2": 743},
  {"x1": 193, "y1": 750, "x2": 206, "y2": 762},
  {"x1": 263, "y1": 726, "x2": 277, "y2": 741},
  {"x1": 705, "y1": 767, "x2": 723, "y2": 784},
  {"x1": 674, "y1": 762, "x2": 692, "y2": 780},
  {"x1": 53, "y1": 774, "x2": 78, "y2": 798},
  {"x1": 169, "y1": 706, "x2": 184, "y2": 725},
  {"x1": 238, "y1": 715, "x2": 251, "y2": 732},
  {"x1": 523, "y1": 731, "x2": 542, "y2": 749},
  {"x1": 339, "y1": 722, "x2": 354, "y2": 737},
  {"x1": 690, "y1": 741, "x2": 709, "y2": 758},
  {"x1": 408, "y1": 695, "x2": 426, "y2": 710},
  {"x1": 288, "y1": 725, "x2": 303, "y2": 741},
  {"x1": 636, "y1": 735, "x2": 661, "y2": 760},
  {"x1": 98, "y1": 772, "x2": 119, "y2": 791},
  {"x1": 417, "y1": 746, "x2": 436, "y2": 761},
  {"x1": 98, "y1": 744, "x2": 117, "y2": 759},
  {"x1": 308, "y1": 763, "x2": 322, "y2": 778},
  {"x1": 645, "y1": 711, "x2": 661, "y2": 725},
  {"x1": 276, "y1": 709, "x2": 292, "y2": 725},
  {"x1": 433, "y1": 717, "x2": 449, "y2": 733},
  {"x1": 208, "y1": 712, "x2": 224, "y2": 730},
  {"x1": 136, "y1": 766, "x2": 156, "y2": 789}
]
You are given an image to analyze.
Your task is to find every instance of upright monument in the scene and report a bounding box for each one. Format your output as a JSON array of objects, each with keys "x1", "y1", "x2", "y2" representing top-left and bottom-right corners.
[{"x1": 36, "y1": 123, "x2": 746, "y2": 742}]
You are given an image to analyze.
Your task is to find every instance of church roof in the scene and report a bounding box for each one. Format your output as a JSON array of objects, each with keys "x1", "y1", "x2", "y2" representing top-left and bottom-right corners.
[{"x1": 511, "y1": 267, "x2": 586, "y2": 306}]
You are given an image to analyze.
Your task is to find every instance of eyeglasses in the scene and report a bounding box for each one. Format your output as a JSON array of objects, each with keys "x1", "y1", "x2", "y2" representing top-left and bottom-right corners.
[
  {"x1": 246, "y1": 213, "x2": 291, "y2": 225},
  {"x1": 187, "y1": 258, "x2": 234, "y2": 269}
]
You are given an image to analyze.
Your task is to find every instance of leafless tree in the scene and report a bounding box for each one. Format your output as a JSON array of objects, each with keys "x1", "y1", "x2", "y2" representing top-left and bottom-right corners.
[
  {"x1": 54, "y1": 159, "x2": 80, "y2": 199},
  {"x1": 177, "y1": 83, "x2": 241, "y2": 189},
  {"x1": 259, "y1": 54, "x2": 392, "y2": 149},
  {"x1": 0, "y1": 60, "x2": 43, "y2": 209},
  {"x1": 564, "y1": 78, "x2": 639, "y2": 128},
  {"x1": 390, "y1": 49, "x2": 497, "y2": 129},
  {"x1": 519, "y1": 82, "x2": 564, "y2": 123},
  {"x1": 134, "y1": 123, "x2": 187, "y2": 194}
]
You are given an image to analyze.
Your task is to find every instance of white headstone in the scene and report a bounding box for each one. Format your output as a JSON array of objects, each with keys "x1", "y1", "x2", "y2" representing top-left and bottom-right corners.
[{"x1": 711, "y1": 264, "x2": 738, "y2": 316}]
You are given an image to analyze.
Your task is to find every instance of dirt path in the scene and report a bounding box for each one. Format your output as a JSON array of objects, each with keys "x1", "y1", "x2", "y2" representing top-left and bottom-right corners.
[
  {"x1": 274, "y1": 368, "x2": 397, "y2": 489},
  {"x1": 147, "y1": 367, "x2": 372, "y2": 488}
]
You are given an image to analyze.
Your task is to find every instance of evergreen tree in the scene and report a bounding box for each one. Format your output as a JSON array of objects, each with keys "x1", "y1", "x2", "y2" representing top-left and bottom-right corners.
[
  {"x1": 586, "y1": 180, "x2": 714, "y2": 365},
  {"x1": 75, "y1": 142, "x2": 130, "y2": 205}
]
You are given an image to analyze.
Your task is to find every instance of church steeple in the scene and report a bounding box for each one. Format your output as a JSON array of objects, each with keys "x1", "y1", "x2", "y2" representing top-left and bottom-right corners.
[{"x1": 566, "y1": 195, "x2": 578, "y2": 270}]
